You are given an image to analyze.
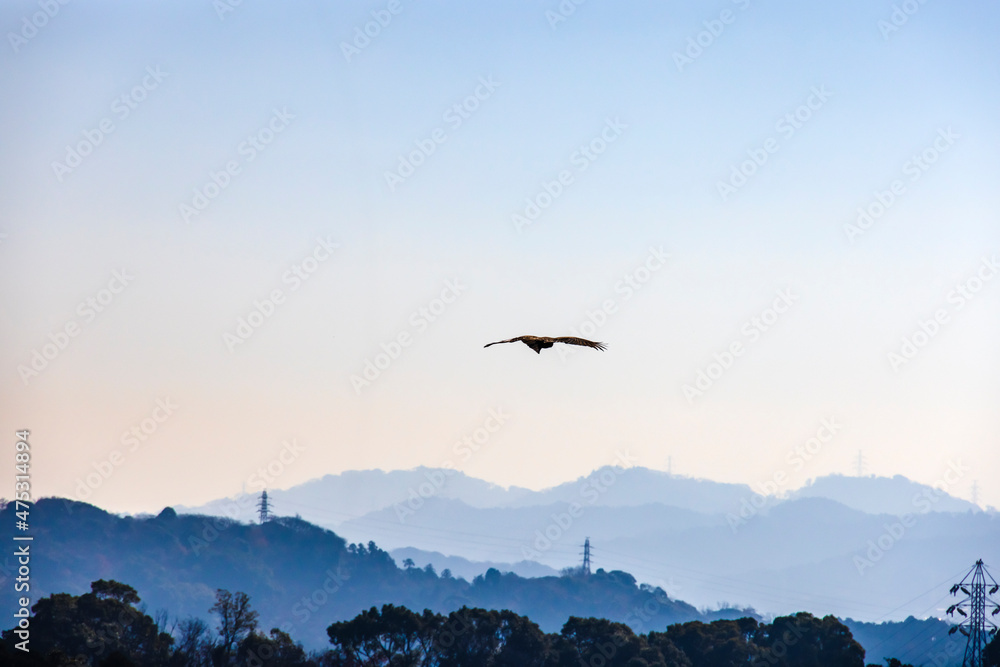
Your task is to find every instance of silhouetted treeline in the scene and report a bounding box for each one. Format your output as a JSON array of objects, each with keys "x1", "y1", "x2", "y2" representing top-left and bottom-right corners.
[
  {"x1": 7, "y1": 577, "x2": 954, "y2": 667},
  {"x1": 1, "y1": 580, "x2": 315, "y2": 667},
  {"x1": 325, "y1": 605, "x2": 872, "y2": 666}
]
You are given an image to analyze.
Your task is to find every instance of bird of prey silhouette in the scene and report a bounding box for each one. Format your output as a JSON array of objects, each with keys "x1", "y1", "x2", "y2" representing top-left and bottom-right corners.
[{"x1": 483, "y1": 335, "x2": 607, "y2": 354}]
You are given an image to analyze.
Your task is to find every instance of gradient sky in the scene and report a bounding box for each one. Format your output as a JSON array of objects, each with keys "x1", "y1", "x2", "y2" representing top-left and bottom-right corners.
[{"x1": 1, "y1": 0, "x2": 998, "y2": 515}]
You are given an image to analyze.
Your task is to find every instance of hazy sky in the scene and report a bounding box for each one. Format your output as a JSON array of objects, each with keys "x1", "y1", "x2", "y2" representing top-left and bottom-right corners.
[{"x1": 2, "y1": 0, "x2": 998, "y2": 514}]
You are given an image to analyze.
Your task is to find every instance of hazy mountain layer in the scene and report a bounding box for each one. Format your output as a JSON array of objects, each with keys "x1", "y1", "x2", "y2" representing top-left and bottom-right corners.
[{"x1": 180, "y1": 467, "x2": 982, "y2": 531}]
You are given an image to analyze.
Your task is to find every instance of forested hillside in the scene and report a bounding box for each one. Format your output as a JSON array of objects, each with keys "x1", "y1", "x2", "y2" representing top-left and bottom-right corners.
[
  {"x1": 0, "y1": 499, "x2": 717, "y2": 649},
  {"x1": 0, "y1": 498, "x2": 975, "y2": 664}
]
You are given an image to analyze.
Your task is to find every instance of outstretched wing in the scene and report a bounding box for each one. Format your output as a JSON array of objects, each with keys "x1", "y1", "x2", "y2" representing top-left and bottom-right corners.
[
  {"x1": 484, "y1": 336, "x2": 529, "y2": 348},
  {"x1": 484, "y1": 335, "x2": 605, "y2": 352},
  {"x1": 553, "y1": 337, "x2": 606, "y2": 351}
]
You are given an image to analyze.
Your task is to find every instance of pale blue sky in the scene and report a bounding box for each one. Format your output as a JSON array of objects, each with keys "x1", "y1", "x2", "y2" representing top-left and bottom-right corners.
[{"x1": 1, "y1": 0, "x2": 998, "y2": 513}]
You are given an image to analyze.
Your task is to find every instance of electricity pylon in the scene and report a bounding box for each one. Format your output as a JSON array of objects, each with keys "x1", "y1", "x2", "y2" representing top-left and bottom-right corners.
[
  {"x1": 580, "y1": 537, "x2": 592, "y2": 576},
  {"x1": 257, "y1": 489, "x2": 272, "y2": 523},
  {"x1": 947, "y1": 559, "x2": 1000, "y2": 667}
]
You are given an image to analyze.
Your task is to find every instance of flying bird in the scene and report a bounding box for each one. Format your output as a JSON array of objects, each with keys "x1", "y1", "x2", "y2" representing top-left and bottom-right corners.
[{"x1": 483, "y1": 335, "x2": 607, "y2": 354}]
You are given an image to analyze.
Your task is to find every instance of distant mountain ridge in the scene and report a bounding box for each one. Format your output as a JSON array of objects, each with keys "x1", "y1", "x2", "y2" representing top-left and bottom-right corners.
[
  {"x1": 788, "y1": 472, "x2": 979, "y2": 515},
  {"x1": 174, "y1": 465, "x2": 995, "y2": 627},
  {"x1": 179, "y1": 466, "x2": 982, "y2": 531},
  {"x1": 177, "y1": 466, "x2": 536, "y2": 526}
]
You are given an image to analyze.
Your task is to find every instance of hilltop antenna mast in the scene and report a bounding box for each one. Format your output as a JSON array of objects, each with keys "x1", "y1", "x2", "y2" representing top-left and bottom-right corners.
[
  {"x1": 257, "y1": 490, "x2": 272, "y2": 524},
  {"x1": 580, "y1": 537, "x2": 592, "y2": 576},
  {"x1": 971, "y1": 480, "x2": 980, "y2": 507},
  {"x1": 946, "y1": 559, "x2": 1000, "y2": 667},
  {"x1": 854, "y1": 450, "x2": 867, "y2": 477}
]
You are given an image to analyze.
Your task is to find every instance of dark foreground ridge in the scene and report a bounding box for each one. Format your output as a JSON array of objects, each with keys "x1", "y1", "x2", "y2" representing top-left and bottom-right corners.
[
  {"x1": 0, "y1": 498, "x2": 984, "y2": 665},
  {"x1": 0, "y1": 499, "x2": 737, "y2": 649}
]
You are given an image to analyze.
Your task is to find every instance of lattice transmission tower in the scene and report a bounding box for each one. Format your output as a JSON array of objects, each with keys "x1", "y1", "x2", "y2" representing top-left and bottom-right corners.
[
  {"x1": 947, "y1": 559, "x2": 1000, "y2": 667},
  {"x1": 257, "y1": 489, "x2": 272, "y2": 523},
  {"x1": 580, "y1": 537, "x2": 592, "y2": 576}
]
